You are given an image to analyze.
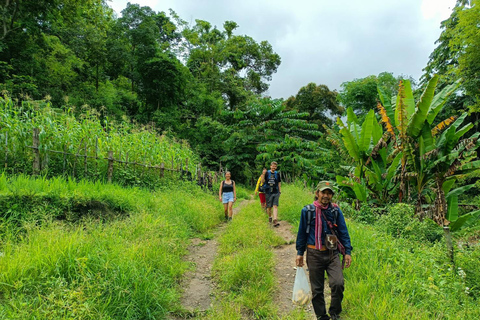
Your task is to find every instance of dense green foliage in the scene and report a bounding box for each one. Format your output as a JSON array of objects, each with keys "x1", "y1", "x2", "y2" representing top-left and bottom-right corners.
[
  {"x1": 329, "y1": 76, "x2": 480, "y2": 234},
  {"x1": 0, "y1": 175, "x2": 221, "y2": 319},
  {"x1": 337, "y1": 72, "x2": 400, "y2": 118},
  {"x1": 0, "y1": 1, "x2": 351, "y2": 183},
  {"x1": 0, "y1": 96, "x2": 199, "y2": 188}
]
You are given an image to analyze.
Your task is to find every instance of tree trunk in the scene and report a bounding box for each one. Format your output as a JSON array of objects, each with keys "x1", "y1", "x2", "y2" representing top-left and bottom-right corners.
[
  {"x1": 434, "y1": 178, "x2": 454, "y2": 264},
  {"x1": 443, "y1": 226, "x2": 455, "y2": 265}
]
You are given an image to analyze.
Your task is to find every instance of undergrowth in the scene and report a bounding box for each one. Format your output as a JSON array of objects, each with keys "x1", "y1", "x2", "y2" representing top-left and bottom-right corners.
[{"x1": 0, "y1": 174, "x2": 220, "y2": 319}]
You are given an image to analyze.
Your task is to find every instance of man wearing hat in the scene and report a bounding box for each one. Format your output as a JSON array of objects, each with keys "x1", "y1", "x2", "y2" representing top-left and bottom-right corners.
[{"x1": 295, "y1": 181, "x2": 352, "y2": 320}]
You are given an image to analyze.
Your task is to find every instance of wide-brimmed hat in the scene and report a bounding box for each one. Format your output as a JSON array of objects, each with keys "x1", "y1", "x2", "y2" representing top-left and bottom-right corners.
[{"x1": 316, "y1": 180, "x2": 335, "y2": 193}]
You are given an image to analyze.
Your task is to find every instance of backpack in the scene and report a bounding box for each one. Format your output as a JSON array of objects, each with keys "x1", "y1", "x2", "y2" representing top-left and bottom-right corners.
[
  {"x1": 263, "y1": 170, "x2": 278, "y2": 193},
  {"x1": 304, "y1": 203, "x2": 339, "y2": 234}
]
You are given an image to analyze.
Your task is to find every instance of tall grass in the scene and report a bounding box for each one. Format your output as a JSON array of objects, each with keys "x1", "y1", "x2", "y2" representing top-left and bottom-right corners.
[
  {"x1": 0, "y1": 175, "x2": 221, "y2": 319},
  {"x1": 343, "y1": 222, "x2": 479, "y2": 319},
  {"x1": 205, "y1": 201, "x2": 285, "y2": 319},
  {"x1": 280, "y1": 182, "x2": 314, "y2": 230}
]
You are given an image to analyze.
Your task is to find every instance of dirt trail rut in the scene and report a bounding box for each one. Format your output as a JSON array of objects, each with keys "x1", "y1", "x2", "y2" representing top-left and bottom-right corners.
[
  {"x1": 172, "y1": 201, "x2": 323, "y2": 319},
  {"x1": 272, "y1": 220, "x2": 317, "y2": 319},
  {"x1": 171, "y1": 200, "x2": 251, "y2": 318}
]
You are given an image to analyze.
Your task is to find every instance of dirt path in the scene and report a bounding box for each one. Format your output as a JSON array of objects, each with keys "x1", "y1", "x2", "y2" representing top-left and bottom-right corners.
[
  {"x1": 272, "y1": 220, "x2": 317, "y2": 319},
  {"x1": 171, "y1": 201, "x2": 326, "y2": 319},
  {"x1": 170, "y1": 200, "x2": 252, "y2": 318}
]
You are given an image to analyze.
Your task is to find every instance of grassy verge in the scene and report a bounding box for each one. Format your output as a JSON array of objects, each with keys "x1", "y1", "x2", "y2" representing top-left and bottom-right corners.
[
  {"x1": 280, "y1": 183, "x2": 314, "y2": 230},
  {"x1": 203, "y1": 201, "x2": 285, "y2": 319},
  {"x1": 0, "y1": 175, "x2": 221, "y2": 319},
  {"x1": 343, "y1": 222, "x2": 479, "y2": 320},
  {"x1": 219, "y1": 184, "x2": 479, "y2": 319}
]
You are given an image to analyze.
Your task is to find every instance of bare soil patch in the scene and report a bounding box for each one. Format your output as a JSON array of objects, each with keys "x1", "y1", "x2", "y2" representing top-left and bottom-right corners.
[{"x1": 272, "y1": 220, "x2": 316, "y2": 319}]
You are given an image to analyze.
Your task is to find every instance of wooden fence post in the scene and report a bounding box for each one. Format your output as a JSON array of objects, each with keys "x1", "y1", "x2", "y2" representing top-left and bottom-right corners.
[
  {"x1": 107, "y1": 150, "x2": 114, "y2": 183},
  {"x1": 197, "y1": 163, "x2": 202, "y2": 185},
  {"x1": 84, "y1": 142, "x2": 88, "y2": 177},
  {"x1": 160, "y1": 162, "x2": 165, "y2": 178},
  {"x1": 63, "y1": 144, "x2": 67, "y2": 174},
  {"x1": 4, "y1": 131, "x2": 7, "y2": 169},
  {"x1": 33, "y1": 128, "x2": 40, "y2": 175},
  {"x1": 95, "y1": 137, "x2": 98, "y2": 177}
]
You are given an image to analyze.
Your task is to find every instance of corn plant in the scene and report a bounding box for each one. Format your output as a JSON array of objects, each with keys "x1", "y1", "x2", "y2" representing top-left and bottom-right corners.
[{"x1": 0, "y1": 96, "x2": 199, "y2": 188}]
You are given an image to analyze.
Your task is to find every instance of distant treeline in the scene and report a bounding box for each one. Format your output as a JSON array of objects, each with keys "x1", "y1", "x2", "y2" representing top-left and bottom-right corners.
[{"x1": 1, "y1": 0, "x2": 478, "y2": 183}]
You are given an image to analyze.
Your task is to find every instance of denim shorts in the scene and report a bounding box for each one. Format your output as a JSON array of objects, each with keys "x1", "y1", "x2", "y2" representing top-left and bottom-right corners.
[{"x1": 222, "y1": 192, "x2": 234, "y2": 204}]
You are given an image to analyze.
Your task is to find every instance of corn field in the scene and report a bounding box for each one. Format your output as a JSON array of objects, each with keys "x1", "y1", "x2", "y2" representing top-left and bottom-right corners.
[{"x1": 0, "y1": 96, "x2": 200, "y2": 188}]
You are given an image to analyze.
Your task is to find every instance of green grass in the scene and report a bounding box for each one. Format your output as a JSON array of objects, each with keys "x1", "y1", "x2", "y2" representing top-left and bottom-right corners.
[
  {"x1": 0, "y1": 175, "x2": 221, "y2": 319},
  {"x1": 204, "y1": 201, "x2": 285, "y2": 319},
  {"x1": 343, "y1": 222, "x2": 479, "y2": 319},
  {"x1": 1, "y1": 180, "x2": 478, "y2": 319},
  {"x1": 280, "y1": 182, "x2": 315, "y2": 230}
]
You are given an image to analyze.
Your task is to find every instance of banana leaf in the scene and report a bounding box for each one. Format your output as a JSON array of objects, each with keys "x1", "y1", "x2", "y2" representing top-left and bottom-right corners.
[
  {"x1": 447, "y1": 195, "x2": 458, "y2": 222},
  {"x1": 402, "y1": 80, "x2": 416, "y2": 121},
  {"x1": 442, "y1": 179, "x2": 456, "y2": 194},
  {"x1": 407, "y1": 75, "x2": 438, "y2": 138},
  {"x1": 426, "y1": 79, "x2": 461, "y2": 125},
  {"x1": 450, "y1": 209, "x2": 480, "y2": 232},
  {"x1": 353, "y1": 182, "x2": 368, "y2": 202},
  {"x1": 377, "y1": 86, "x2": 395, "y2": 122},
  {"x1": 359, "y1": 110, "x2": 375, "y2": 153},
  {"x1": 347, "y1": 107, "x2": 359, "y2": 124},
  {"x1": 446, "y1": 184, "x2": 476, "y2": 200},
  {"x1": 385, "y1": 152, "x2": 402, "y2": 182}
]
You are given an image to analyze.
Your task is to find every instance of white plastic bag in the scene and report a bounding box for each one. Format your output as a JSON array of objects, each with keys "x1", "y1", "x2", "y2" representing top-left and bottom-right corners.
[{"x1": 292, "y1": 266, "x2": 312, "y2": 305}]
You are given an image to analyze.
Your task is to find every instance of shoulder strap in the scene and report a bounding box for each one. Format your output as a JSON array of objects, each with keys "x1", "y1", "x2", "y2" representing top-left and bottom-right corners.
[
  {"x1": 305, "y1": 204, "x2": 315, "y2": 234},
  {"x1": 331, "y1": 204, "x2": 339, "y2": 225}
]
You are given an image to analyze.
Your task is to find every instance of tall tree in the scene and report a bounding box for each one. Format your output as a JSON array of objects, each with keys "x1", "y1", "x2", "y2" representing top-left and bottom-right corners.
[
  {"x1": 450, "y1": 0, "x2": 480, "y2": 113},
  {"x1": 284, "y1": 82, "x2": 342, "y2": 129},
  {"x1": 221, "y1": 97, "x2": 321, "y2": 182},
  {"x1": 181, "y1": 19, "x2": 281, "y2": 109},
  {"x1": 337, "y1": 72, "x2": 399, "y2": 118}
]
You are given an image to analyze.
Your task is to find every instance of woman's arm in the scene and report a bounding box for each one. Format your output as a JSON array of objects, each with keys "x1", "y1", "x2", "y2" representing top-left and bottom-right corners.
[{"x1": 233, "y1": 181, "x2": 237, "y2": 201}]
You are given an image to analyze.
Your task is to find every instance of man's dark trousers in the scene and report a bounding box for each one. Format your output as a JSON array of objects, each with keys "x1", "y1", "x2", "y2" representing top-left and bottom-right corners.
[{"x1": 306, "y1": 247, "x2": 344, "y2": 320}]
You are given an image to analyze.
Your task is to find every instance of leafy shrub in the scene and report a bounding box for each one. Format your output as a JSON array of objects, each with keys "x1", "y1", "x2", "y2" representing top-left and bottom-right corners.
[
  {"x1": 378, "y1": 203, "x2": 442, "y2": 243},
  {"x1": 352, "y1": 203, "x2": 381, "y2": 224},
  {"x1": 456, "y1": 246, "x2": 480, "y2": 299}
]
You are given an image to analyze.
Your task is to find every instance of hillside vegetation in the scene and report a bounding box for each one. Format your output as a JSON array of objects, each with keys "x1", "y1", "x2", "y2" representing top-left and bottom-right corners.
[
  {"x1": 0, "y1": 175, "x2": 219, "y2": 319},
  {"x1": 1, "y1": 180, "x2": 478, "y2": 319}
]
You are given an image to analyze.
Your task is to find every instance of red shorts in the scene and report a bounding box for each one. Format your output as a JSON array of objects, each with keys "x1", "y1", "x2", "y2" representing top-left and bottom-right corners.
[{"x1": 259, "y1": 192, "x2": 266, "y2": 204}]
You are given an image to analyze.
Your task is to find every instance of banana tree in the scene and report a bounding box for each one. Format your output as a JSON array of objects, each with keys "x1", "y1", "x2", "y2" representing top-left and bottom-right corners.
[
  {"x1": 335, "y1": 108, "x2": 388, "y2": 203},
  {"x1": 377, "y1": 75, "x2": 462, "y2": 208}
]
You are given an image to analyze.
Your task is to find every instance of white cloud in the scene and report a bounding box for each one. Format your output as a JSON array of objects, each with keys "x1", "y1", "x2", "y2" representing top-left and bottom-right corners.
[{"x1": 108, "y1": 0, "x2": 456, "y2": 99}]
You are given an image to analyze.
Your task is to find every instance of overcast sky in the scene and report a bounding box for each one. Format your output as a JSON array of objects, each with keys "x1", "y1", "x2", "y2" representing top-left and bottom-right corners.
[{"x1": 108, "y1": 0, "x2": 457, "y2": 100}]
